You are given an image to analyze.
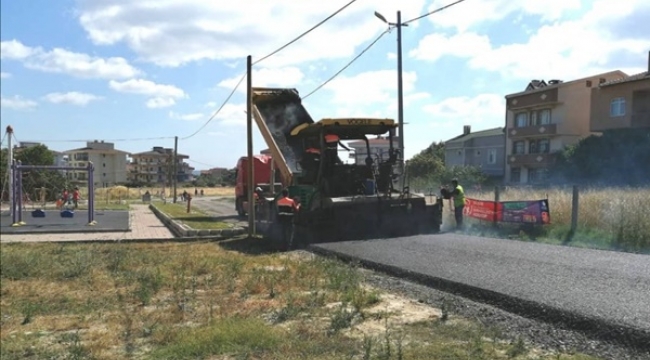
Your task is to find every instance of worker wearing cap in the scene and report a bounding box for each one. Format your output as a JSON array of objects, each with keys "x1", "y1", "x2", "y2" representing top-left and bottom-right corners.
[
  {"x1": 324, "y1": 134, "x2": 343, "y2": 169},
  {"x1": 301, "y1": 146, "x2": 321, "y2": 183},
  {"x1": 277, "y1": 189, "x2": 299, "y2": 248},
  {"x1": 448, "y1": 179, "x2": 466, "y2": 229}
]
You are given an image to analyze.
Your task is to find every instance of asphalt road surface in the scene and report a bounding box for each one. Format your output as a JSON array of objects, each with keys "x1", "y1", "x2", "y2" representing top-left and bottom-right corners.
[
  {"x1": 312, "y1": 233, "x2": 650, "y2": 345},
  {"x1": 190, "y1": 196, "x2": 247, "y2": 227}
]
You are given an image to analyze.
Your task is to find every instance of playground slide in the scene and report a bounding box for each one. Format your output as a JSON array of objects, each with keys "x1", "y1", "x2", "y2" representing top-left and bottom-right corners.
[{"x1": 251, "y1": 88, "x2": 315, "y2": 185}]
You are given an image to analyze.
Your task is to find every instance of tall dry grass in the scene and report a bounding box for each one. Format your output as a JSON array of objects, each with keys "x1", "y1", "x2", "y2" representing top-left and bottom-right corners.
[{"x1": 466, "y1": 187, "x2": 650, "y2": 251}]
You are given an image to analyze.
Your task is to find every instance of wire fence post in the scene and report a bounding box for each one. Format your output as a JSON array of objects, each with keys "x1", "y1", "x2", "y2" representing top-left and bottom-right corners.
[
  {"x1": 493, "y1": 185, "x2": 500, "y2": 227},
  {"x1": 568, "y1": 185, "x2": 579, "y2": 242}
]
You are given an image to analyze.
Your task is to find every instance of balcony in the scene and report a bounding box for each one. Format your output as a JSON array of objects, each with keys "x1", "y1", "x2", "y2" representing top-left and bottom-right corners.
[
  {"x1": 631, "y1": 112, "x2": 650, "y2": 128},
  {"x1": 508, "y1": 153, "x2": 557, "y2": 166},
  {"x1": 508, "y1": 123, "x2": 557, "y2": 138}
]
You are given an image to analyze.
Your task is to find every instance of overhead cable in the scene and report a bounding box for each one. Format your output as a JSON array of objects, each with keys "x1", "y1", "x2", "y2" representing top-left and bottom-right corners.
[
  {"x1": 302, "y1": 29, "x2": 389, "y2": 100},
  {"x1": 403, "y1": 0, "x2": 467, "y2": 25},
  {"x1": 183, "y1": 0, "x2": 360, "y2": 139}
]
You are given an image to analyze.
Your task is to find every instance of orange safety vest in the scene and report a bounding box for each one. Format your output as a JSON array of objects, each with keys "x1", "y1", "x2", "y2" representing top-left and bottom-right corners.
[
  {"x1": 277, "y1": 196, "x2": 298, "y2": 214},
  {"x1": 306, "y1": 147, "x2": 320, "y2": 154},
  {"x1": 325, "y1": 134, "x2": 339, "y2": 143}
]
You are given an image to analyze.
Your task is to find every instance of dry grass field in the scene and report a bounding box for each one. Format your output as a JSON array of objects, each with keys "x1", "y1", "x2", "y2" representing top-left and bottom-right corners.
[
  {"x1": 0, "y1": 242, "x2": 598, "y2": 360},
  {"x1": 88, "y1": 186, "x2": 235, "y2": 201},
  {"x1": 458, "y1": 186, "x2": 650, "y2": 252}
]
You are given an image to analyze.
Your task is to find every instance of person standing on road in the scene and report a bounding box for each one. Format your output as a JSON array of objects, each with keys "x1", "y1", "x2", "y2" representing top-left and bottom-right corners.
[
  {"x1": 72, "y1": 187, "x2": 80, "y2": 209},
  {"x1": 441, "y1": 179, "x2": 466, "y2": 230}
]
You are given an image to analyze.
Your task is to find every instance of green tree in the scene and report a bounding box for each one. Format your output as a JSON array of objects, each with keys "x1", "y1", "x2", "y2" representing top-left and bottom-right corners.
[{"x1": 14, "y1": 145, "x2": 69, "y2": 202}]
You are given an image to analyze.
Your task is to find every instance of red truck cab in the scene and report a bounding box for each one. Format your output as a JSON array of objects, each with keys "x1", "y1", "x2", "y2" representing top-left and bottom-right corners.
[{"x1": 235, "y1": 154, "x2": 281, "y2": 216}]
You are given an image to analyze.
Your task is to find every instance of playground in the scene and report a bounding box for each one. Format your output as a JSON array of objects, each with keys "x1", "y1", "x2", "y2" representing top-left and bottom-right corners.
[
  {"x1": 0, "y1": 210, "x2": 129, "y2": 234},
  {"x1": 1, "y1": 159, "x2": 130, "y2": 235}
]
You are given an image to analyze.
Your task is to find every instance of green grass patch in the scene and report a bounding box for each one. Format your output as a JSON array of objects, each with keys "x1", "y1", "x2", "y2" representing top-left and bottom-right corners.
[{"x1": 153, "y1": 202, "x2": 230, "y2": 230}]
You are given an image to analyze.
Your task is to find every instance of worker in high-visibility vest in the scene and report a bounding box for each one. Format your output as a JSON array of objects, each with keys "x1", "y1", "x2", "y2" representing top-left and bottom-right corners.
[
  {"x1": 449, "y1": 179, "x2": 466, "y2": 229},
  {"x1": 277, "y1": 189, "x2": 299, "y2": 249}
]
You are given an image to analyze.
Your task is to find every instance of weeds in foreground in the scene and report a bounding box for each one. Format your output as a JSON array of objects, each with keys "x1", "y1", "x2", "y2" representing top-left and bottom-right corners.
[{"x1": 0, "y1": 243, "x2": 600, "y2": 360}]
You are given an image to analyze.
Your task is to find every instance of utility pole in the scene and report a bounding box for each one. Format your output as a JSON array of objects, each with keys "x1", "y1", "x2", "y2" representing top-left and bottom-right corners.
[
  {"x1": 375, "y1": 10, "x2": 408, "y2": 181},
  {"x1": 396, "y1": 10, "x2": 405, "y2": 175},
  {"x1": 173, "y1": 136, "x2": 178, "y2": 203},
  {"x1": 246, "y1": 55, "x2": 255, "y2": 237},
  {"x1": 6, "y1": 125, "x2": 13, "y2": 209}
]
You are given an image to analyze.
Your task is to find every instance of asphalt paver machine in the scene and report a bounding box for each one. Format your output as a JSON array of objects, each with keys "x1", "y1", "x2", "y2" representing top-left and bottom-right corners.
[{"x1": 249, "y1": 87, "x2": 442, "y2": 245}]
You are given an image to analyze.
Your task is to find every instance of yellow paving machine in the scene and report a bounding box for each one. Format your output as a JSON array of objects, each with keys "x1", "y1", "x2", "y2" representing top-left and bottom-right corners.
[{"x1": 249, "y1": 87, "x2": 442, "y2": 245}]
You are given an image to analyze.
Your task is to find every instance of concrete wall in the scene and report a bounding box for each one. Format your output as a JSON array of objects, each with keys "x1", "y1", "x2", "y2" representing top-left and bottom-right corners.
[{"x1": 590, "y1": 78, "x2": 650, "y2": 131}]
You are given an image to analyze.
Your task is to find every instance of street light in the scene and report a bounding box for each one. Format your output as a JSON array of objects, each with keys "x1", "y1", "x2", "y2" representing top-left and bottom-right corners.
[{"x1": 375, "y1": 10, "x2": 408, "y2": 183}]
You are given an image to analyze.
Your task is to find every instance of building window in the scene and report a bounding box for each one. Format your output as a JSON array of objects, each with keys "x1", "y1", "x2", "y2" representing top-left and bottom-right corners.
[
  {"x1": 528, "y1": 168, "x2": 548, "y2": 184},
  {"x1": 513, "y1": 141, "x2": 525, "y2": 155},
  {"x1": 511, "y1": 167, "x2": 521, "y2": 183},
  {"x1": 610, "y1": 97, "x2": 625, "y2": 117},
  {"x1": 488, "y1": 149, "x2": 497, "y2": 164},
  {"x1": 539, "y1": 109, "x2": 551, "y2": 124},
  {"x1": 457, "y1": 150, "x2": 462, "y2": 156},
  {"x1": 475, "y1": 150, "x2": 481, "y2": 157},
  {"x1": 515, "y1": 112, "x2": 528, "y2": 127},
  {"x1": 530, "y1": 111, "x2": 538, "y2": 126},
  {"x1": 538, "y1": 139, "x2": 550, "y2": 153}
]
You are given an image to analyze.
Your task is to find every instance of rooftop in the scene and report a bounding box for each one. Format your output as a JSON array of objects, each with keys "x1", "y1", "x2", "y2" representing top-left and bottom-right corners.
[
  {"x1": 505, "y1": 70, "x2": 628, "y2": 98},
  {"x1": 445, "y1": 127, "x2": 504, "y2": 143},
  {"x1": 599, "y1": 71, "x2": 650, "y2": 87}
]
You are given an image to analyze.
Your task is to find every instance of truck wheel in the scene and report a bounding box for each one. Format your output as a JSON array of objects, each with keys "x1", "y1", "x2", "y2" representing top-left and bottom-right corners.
[{"x1": 236, "y1": 197, "x2": 246, "y2": 217}]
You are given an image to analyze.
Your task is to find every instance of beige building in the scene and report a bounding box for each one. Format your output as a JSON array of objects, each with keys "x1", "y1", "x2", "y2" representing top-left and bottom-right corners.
[
  {"x1": 504, "y1": 71, "x2": 627, "y2": 184},
  {"x1": 63, "y1": 140, "x2": 130, "y2": 187},
  {"x1": 128, "y1": 146, "x2": 194, "y2": 184},
  {"x1": 590, "y1": 55, "x2": 650, "y2": 131}
]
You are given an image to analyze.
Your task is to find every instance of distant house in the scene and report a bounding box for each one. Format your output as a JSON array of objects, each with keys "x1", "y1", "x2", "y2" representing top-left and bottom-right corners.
[
  {"x1": 63, "y1": 140, "x2": 130, "y2": 187},
  {"x1": 128, "y1": 146, "x2": 195, "y2": 184},
  {"x1": 444, "y1": 126, "x2": 505, "y2": 179},
  {"x1": 346, "y1": 137, "x2": 400, "y2": 165},
  {"x1": 590, "y1": 52, "x2": 650, "y2": 132},
  {"x1": 200, "y1": 167, "x2": 229, "y2": 178}
]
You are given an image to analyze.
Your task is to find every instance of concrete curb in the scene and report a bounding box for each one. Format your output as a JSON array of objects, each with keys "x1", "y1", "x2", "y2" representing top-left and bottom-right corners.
[
  {"x1": 149, "y1": 204, "x2": 246, "y2": 239},
  {"x1": 307, "y1": 245, "x2": 650, "y2": 353}
]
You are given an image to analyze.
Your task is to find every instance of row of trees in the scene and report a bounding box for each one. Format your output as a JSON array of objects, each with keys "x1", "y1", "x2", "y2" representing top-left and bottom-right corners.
[
  {"x1": 405, "y1": 141, "x2": 489, "y2": 191},
  {"x1": 550, "y1": 128, "x2": 650, "y2": 186}
]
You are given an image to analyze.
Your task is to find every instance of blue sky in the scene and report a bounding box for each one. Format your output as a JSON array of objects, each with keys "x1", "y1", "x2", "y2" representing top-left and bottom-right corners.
[{"x1": 1, "y1": 0, "x2": 649, "y2": 170}]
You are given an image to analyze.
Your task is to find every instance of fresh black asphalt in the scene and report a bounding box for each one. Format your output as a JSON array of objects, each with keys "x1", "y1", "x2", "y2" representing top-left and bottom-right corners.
[
  {"x1": 310, "y1": 233, "x2": 650, "y2": 348},
  {"x1": 0, "y1": 210, "x2": 130, "y2": 234}
]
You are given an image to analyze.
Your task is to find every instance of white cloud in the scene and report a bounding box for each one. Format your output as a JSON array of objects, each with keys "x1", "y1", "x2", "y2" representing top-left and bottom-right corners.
[
  {"x1": 409, "y1": 32, "x2": 491, "y2": 62},
  {"x1": 147, "y1": 98, "x2": 176, "y2": 108},
  {"x1": 387, "y1": 52, "x2": 397, "y2": 60},
  {"x1": 1, "y1": 95, "x2": 38, "y2": 110},
  {"x1": 323, "y1": 70, "x2": 418, "y2": 106},
  {"x1": 109, "y1": 78, "x2": 187, "y2": 108},
  {"x1": 414, "y1": 0, "x2": 650, "y2": 80},
  {"x1": 422, "y1": 94, "x2": 504, "y2": 126},
  {"x1": 218, "y1": 67, "x2": 305, "y2": 93},
  {"x1": 0, "y1": 40, "x2": 38, "y2": 59},
  {"x1": 424, "y1": 0, "x2": 582, "y2": 32},
  {"x1": 1, "y1": 72, "x2": 11, "y2": 79},
  {"x1": 0, "y1": 39, "x2": 140, "y2": 79},
  {"x1": 213, "y1": 103, "x2": 246, "y2": 126},
  {"x1": 42, "y1": 91, "x2": 103, "y2": 106},
  {"x1": 204, "y1": 101, "x2": 218, "y2": 108},
  {"x1": 169, "y1": 111, "x2": 204, "y2": 121},
  {"x1": 75, "y1": 0, "x2": 428, "y2": 68}
]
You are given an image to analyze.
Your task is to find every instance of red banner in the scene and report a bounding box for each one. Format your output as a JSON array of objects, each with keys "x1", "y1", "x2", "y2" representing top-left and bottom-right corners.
[{"x1": 463, "y1": 198, "x2": 551, "y2": 225}]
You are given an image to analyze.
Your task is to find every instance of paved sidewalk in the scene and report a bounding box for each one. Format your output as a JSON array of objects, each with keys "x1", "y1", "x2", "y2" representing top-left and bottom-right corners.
[{"x1": 0, "y1": 205, "x2": 174, "y2": 243}]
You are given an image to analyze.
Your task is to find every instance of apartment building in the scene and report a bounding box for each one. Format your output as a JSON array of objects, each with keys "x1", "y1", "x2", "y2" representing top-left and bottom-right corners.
[
  {"x1": 590, "y1": 53, "x2": 650, "y2": 132},
  {"x1": 504, "y1": 71, "x2": 627, "y2": 184},
  {"x1": 128, "y1": 146, "x2": 194, "y2": 184},
  {"x1": 347, "y1": 137, "x2": 400, "y2": 165},
  {"x1": 444, "y1": 126, "x2": 505, "y2": 179},
  {"x1": 63, "y1": 140, "x2": 130, "y2": 187}
]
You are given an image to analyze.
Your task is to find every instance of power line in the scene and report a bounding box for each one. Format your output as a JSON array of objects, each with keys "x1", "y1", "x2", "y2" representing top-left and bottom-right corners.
[
  {"x1": 253, "y1": 0, "x2": 359, "y2": 65},
  {"x1": 183, "y1": 0, "x2": 360, "y2": 140},
  {"x1": 403, "y1": 0, "x2": 467, "y2": 25},
  {"x1": 181, "y1": 73, "x2": 246, "y2": 140},
  {"x1": 302, "y1": 29, "x2": 390, "y2": 100}
]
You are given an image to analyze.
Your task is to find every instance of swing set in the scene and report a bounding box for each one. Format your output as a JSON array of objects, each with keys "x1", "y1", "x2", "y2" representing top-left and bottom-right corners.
[{"x1": 9, "y1": 160, "x2": 97, "y2": 227}]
